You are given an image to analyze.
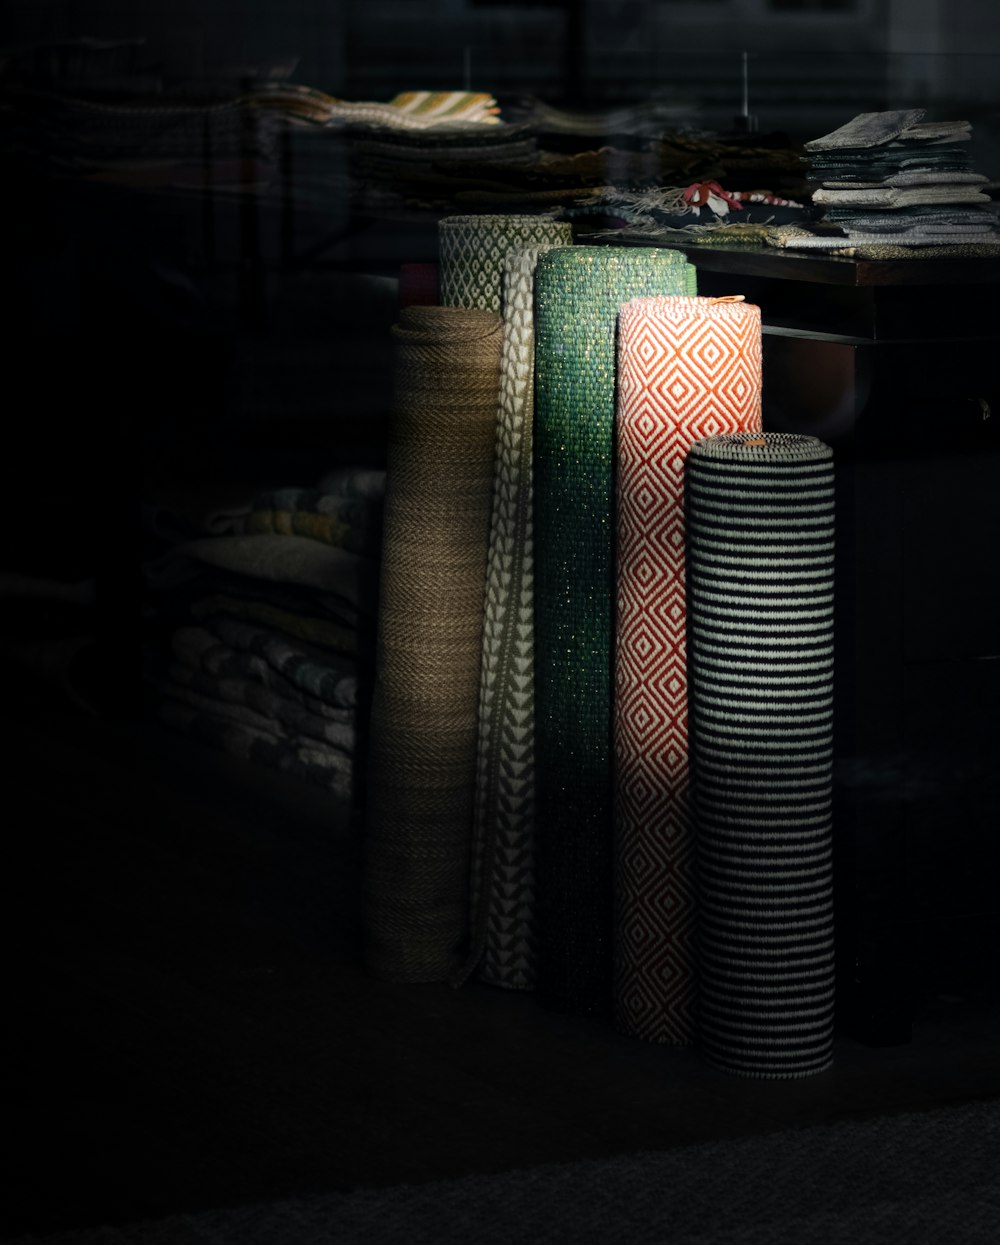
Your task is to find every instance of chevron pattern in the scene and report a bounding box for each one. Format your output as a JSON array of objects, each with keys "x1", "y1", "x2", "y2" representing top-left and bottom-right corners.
[
  {"x1": 467, "y1": 244, "x2": 570, "y2": 990},
  {"x1": 438, "y1": 215, "x2": 574, "y2": 312},
  {"x1": 614, "y1": 295, "x2": 762, "y2": 1044},
  {"x1": 686, "y1": 432, "x2": 836, "y2": 1079}
]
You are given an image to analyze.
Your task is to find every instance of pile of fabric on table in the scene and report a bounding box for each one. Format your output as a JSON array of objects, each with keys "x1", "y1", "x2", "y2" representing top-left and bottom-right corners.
[
  {"x1": 346, "y1": 111, "x2": 808, "y2": 218},
  {"x1": 768, "y1": 108, "x2": 1000, "y2": 255},
  {"x1": 143, "y1": 467, "x2": 384, "y2": 803}
]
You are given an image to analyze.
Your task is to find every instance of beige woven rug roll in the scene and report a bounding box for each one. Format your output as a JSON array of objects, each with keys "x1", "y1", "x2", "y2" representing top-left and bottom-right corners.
[{"x1": 364, "y1": 306, "x2": 503, "y2": 982}]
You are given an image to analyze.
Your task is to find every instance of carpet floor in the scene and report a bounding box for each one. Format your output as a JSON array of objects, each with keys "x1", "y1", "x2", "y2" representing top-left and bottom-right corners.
[{"x1": 5, "y1": 1095, "x2": 998, "y2": 1244}]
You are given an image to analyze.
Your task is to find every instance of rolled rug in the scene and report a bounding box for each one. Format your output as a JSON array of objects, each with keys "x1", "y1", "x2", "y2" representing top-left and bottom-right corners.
[
  {"x1": 438, "y1": 215, "x2": 573, "y2": 311},
  {"x1": 465, "y1": 242, "x2": 564, "y2": 992},
  {"x1": 364, "y1": 306, "x2": 503, "y2": 982},
  {"x1": 614, "y1": 295, "x2": 763, "y2": 1045},
  {"x1": 533, "y1": 245, "x2": 697, "y2": 1016},
  {"x1": 685, "y1": 432, "x2": 836, "y2": 1079}
]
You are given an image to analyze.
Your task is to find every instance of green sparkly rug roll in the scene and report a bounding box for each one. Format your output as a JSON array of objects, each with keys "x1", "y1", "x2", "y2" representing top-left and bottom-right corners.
[
  {"x1": 438, "y1": 215, "x2": 574, "y2": 311},
  {"x1": 533, "y1": 245, "x2": 697, "y2": 1015}
]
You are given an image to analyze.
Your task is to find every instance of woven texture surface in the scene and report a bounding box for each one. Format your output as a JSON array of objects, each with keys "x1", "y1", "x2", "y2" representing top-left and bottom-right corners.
[
  {"x1": 533, "y1": 246, "x2": 697, "y2": 1015},
  {"x1": 364, "y1": 306, "x2": 503, "y2": 982},
  {"x1": 686, "y1": 432, "x2": 836, "y2": 1078},
  {"x1": 466, "y1": 244, "x2": 563, "y2": 991},
  {"x1": 16, "y1": 1097, "x2": 1000, "y2": 1243},
  {"x1": 614, "y1": 295, "x2": 762, "y2": 1045},
  {"x1": 438, "y1": 215, "x2": 574, "y2": 311}
]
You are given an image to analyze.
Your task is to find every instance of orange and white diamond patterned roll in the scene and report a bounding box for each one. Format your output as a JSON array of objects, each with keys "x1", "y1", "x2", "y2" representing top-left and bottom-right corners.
[{"x1": 613, "y1": 294, "x2": 762, "y2": 1045}]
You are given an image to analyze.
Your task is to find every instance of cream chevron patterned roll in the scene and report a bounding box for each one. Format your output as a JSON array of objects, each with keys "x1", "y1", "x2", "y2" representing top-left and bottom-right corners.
[
  {"x1": 464, "y1": 243, "x2": 569, "y2": 991},
  {"x1": 438, "y1": 215, "x2": 573, "y2": 312},
  {"x1": 685, "y1": 432, "x2": 836, "y2": 1079},
  {"x1": 614, "y1": 295, "x2": 762, "y2": 1046}
]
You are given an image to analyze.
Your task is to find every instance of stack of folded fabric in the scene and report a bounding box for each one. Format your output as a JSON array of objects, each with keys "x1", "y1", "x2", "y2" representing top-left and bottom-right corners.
[
  {"x1": 777, "y1": 109, "x2": 1000, "y2": 251},
  {"x1": 348, "y1": 123, "x2": 538, "y2": 212},
  {"x1": 144, "y1": 467, "x2": 384, "y2": 801}
]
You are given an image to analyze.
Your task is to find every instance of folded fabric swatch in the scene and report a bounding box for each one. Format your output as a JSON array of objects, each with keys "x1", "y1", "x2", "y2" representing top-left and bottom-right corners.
[
  {"x1": 171, "y1": 625, "x2": 353, "y2": 724},
  {"x1": 812, "y1": 185, "x2": 990, "y2": 209},
  {"x1": 158, "y1": 699, "x2": 352, "y2": 797},
  {"x1": 821, "y1": 171, "x2": 987, "y2": 190},
  {"x1": 200, "y1": 616, "x2": 358, "y2": 709},
  {"x1": 804, "y1": 109, "x2": 925, "y2": 152},
  {"x1": 241, "y1": 495, "x2": 382, "y2": 557},
  {"x1": 146, "y1": 534, "x2": 379, "y2": 613},
  {"x1": 164, "y1": 568, "x2": 366, "y2": 631},
  {"x1": 187, "y1": 595, "x2": 361, "y2": 656},
  {"x1": 165, "y1": 660, "x2": 355, "y2": 750},
  {"x1": 365, "y1": 305, "x2": 503, "y2": 983},
  {"x1": 326, "y1": 90, "x2": 500, "y2": 131}
]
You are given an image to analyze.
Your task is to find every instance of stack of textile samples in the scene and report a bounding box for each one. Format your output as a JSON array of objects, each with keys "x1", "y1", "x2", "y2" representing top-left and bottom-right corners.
[
  {"x1": 143, "y1": 468, "x2": 384, "y2": 802},
  {"x1": 771, "y1": 108, "x2": 1000, "y2": 253}
]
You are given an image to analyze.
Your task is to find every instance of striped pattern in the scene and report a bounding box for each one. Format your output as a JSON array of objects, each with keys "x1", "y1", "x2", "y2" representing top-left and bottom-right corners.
[
  {"x1": 388, "y1": 90, "x2": 501, "y2": 125},
  {"x1": 614, "y1": 296, "x2": 762, "y2": 1046},
  {"x1": 533, "y1": 246, "x2": 698, "y2": 1016},
  {"x1": 685, "y1": 432, "x2": 836, "y2": 1079}
]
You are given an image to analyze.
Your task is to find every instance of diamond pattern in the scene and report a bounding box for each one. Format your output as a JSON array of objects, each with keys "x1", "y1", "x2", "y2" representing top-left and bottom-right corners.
[
  {"x1": 439, "y1": 216, "x2": 574, "y2": 312},
  {"x1": 614, "y1": 295, "x2": 762, "y2": 1044}
]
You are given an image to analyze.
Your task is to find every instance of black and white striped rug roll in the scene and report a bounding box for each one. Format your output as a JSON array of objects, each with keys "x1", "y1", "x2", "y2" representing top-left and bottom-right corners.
[{"x1": 685, "y1": 432, "x2": 835, "y2": 1079}]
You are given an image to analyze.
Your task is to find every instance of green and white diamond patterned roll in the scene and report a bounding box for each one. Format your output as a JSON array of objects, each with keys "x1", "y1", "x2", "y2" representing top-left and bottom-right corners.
[{"x1": 438, "y1": 215, "x2": 574, "y2": 312}]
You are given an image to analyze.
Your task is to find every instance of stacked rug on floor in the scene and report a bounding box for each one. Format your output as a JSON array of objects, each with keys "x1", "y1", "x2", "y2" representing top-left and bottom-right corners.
[
  {"x1": 364, "y1": 305, "x2": 503, "y2": 983},
  {"x1": 144, "y1": 467, "x2": 384, "y2": 801},
  {"x1": 532, "y1": 245, "x2": 697, "y2": 1016},
  {"x1": 685, "y1": 432, "x2": 836, "y2": 1078},
  {"x1": 613, "y1": 295, "x2": 763, "y2": 1046}
]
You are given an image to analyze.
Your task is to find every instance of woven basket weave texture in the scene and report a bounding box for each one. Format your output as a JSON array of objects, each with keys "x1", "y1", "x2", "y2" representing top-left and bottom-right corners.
[
  {"x1": 686, "y1": 431, "x2": 836, "y2": 1078},
  {"x1": 364, "y1": 305, "x2": 503, "y2": 982},
  {"x1": 532, "y1": 245, "x2": 697, "y2": 1016}
]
